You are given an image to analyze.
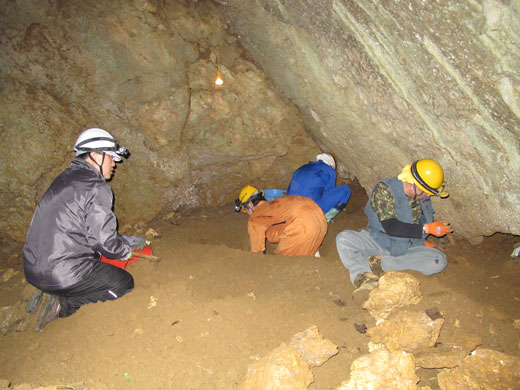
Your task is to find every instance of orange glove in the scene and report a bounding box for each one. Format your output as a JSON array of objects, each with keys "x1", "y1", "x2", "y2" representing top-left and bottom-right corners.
[
  {"x1": 424, "y1": 240, "x2": 436, "y2": 248},
  {"x1": 424, "y1": 220, "x2": 452, "y2": 237}
]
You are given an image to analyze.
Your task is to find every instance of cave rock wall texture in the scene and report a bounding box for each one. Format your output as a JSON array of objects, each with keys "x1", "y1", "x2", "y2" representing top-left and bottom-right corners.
[
  {"x1": 216, "y1": 0, "x2": 520, "y2": 243},
  {"x1": 1, "y1": 0, "x2": 519, "y2": 245},
  {"x1": 0, "y1": 0, "x2": 320, "y2": 244}
]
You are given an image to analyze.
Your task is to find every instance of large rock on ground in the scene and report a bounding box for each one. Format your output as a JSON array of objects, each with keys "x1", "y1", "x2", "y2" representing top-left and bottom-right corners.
[
  {"x1": 367, "y1": 310, "x2": 444, "y2": 353},
  {"x1": 336, "y1": 344, "x2": 419, "y2": 390},
  {"x1": 437, "y1": 347, "x2": 520, "y2": 390},
  {"x1": 237, "y1": 344, "x2": 314, "y2": 390},
  {"x1": 289, "y1": 325, "x2": 339, "y2": 367},
  {"x1": 363, "y1": 271, "x2": 423, "y2": 322},
  {"x1": 414, "y1": 332, "x2": 482, "y2": 369}
]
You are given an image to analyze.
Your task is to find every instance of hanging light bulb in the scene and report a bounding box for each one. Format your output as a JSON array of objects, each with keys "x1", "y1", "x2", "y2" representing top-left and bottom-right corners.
[{"x1": 215, "y1": 70, "x2": 224, "y2": 86}]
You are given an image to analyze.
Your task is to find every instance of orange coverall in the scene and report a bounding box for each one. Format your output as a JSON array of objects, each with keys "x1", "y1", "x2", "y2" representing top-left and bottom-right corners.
[{"x1": 247, "y1": 195, "x2": 327, "y2": 256}]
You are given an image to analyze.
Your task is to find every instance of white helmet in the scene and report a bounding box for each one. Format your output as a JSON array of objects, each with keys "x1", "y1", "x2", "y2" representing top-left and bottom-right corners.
[
  {"x1": 73, "y1": 128, "x2": 128, "y2": 162},
  {"x1": 316, "y1": 153, "x2": 335, "y2": 169}
]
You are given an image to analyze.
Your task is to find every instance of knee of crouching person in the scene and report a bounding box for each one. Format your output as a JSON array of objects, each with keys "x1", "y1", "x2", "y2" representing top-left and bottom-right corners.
[
  {"x1": 336, "y1": 230, "x2": 347, "y2": 244},
  {"x1": 432, "y1": 252, "x2": 448, "y2": 274},
  {"x1": 336, "y1": 230, "x2": 353, "y2": 247},
  {"x1": 117, "y1": 273, "x2": 135, "y2": 297}
]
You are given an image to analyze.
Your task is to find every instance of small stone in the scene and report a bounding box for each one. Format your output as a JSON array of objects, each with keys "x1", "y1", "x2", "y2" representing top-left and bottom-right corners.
[
  {"x1": 147, "y1": 296, "x2": 157, "y2": 309},
  {"x1": 2, "y1": 268, "x2": 19, "y2": 282}
]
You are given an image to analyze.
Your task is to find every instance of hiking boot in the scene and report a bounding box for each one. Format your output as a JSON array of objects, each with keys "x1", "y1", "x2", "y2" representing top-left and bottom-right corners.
[
  {"x1": 368, "y1": 256, "x2": 383, "y2": 277},
  {"x1": 352, "y1": 273, "x2": 379, "y2": 303},
  {"x1": 25, "y1": 289, "x2": 43, "y2": 314},
  {"x1": 35, "y1": 294, "x2": 61, "y2": 332}
]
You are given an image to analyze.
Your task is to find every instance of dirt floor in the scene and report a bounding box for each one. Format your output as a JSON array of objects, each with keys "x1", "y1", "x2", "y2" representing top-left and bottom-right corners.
[{"x1": 1, "y1": 180, "x2": 520, "y2": 389}]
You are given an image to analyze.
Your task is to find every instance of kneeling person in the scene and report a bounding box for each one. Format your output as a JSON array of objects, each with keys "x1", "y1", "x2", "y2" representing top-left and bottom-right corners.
[
  {"x1": 236, "y1": 185, "x2": 327, "y2": 256},
  {"x1": 23, "y1": 128, "x2": 145, "y2": 331}
]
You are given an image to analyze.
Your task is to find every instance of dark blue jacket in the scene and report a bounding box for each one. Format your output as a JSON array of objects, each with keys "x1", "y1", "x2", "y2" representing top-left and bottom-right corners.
[{"x1": 287, "y1": 161, "x2": 350, "y2": 213}]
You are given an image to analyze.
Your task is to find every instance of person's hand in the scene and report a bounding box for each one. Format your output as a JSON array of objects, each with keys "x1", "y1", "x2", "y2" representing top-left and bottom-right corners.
[
  {"x1": 121, "y1": 235, "x2": 147, "y2": 251},
  {"x1": 424, "y1": 220, "x2": 452, "y2": 237},
  {"x1": 424, "y1": 240, "x2": 436, "y2": 248}
]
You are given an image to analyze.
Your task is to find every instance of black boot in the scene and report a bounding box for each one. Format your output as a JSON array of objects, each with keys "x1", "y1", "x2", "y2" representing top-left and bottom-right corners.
[
  {"x1": 25, "y1": 289, "x2": 43, "y2": 314},
  {"x1": 35, "y1": 294, "x2": 61, "y2": 332}
]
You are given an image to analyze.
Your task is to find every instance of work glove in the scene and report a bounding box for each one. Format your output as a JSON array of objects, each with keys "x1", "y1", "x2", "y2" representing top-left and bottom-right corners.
[
  {"x1": 121, "y1": 235, "x2": 147, "y2": 251},
  {"x1": 423, "y1": 220, "x2": 452, "y2": 237},
  {"x1": 424, "y1": 240, "x2": 436, "y2": 248}
]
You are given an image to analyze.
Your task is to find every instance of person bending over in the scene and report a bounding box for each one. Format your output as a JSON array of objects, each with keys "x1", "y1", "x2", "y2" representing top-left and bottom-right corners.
[
  {"x1": 287, "y1": 153, "x2": 351, "y2": 222},
  {"x1": 235, "y1": 185, "x2": 327, "y2": 257}
]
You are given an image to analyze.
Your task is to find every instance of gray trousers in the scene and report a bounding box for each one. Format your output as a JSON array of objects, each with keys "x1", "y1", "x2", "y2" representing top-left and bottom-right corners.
[{"x1": 336, "y1": 230, "x2": 448, "y2": 285}]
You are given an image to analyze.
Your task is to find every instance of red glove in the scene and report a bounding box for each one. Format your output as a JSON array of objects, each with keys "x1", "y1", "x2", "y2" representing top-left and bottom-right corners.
[
  {"x1": 424, "y1": 240, "x2": 436, "y2": 248},
  {"x1": 424, "y1": 220, "x2": 453, "y2": 237}
]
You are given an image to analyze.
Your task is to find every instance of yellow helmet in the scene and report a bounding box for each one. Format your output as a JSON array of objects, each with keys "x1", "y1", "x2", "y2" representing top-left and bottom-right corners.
[
  {"x1": 235, "y1": 185, "x2": 264, "y2": 213},
  {"x1": 239, "y1": 185, "x2": 259, "y2": 203},
  {"x1": 410, "y1": 159, "x2": 444, "y2": 196}
]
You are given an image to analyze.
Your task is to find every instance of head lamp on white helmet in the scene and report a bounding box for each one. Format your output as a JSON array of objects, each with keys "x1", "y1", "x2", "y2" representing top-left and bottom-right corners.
[{"x1": 73, "y1": 128, "x2": 129, "y2": 162}]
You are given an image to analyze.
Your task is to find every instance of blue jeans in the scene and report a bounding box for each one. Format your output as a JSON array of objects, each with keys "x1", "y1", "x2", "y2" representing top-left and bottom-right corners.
[
  {"x1": 316, "y1": 184, "x2": 351, "y2": 213},
  {"x1": 336, "y1": 229, "x2": 447, "y2": 284}
]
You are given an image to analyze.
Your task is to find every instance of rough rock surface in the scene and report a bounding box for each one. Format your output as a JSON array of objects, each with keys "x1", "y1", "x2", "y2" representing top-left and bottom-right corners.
[
  {"x1": 2, "y1": 0, "x2": 519, "y2": 246},
  {"x1": 414, "y1": 332, "x2": 482, "y2": 369},
  {"x1": 0, "y1": 302, "x2": 29, "y2": 335},
  {"x1": 217, "y1": 0, "x2": 520, "y2": 242},
  {"x1": 237, "y1": 344, "x2": 314, "y2": 390},
  {"x1": 0, "y1": 0, "x2": 319, "y2": 244},
  {"x1": 363, "y1": 271, "x2": 423, "y2": 322},
  {"x1": 288, "y1": 325, "x2": 339, "y2": 367},
  {"x1": 437, "y1": 347, "x2": 520, "y2": 390},
  {"x1": 336, "y1": 344, "x2": 419, "y2": 390},
  {"x1": 367, "y1": 310, "x2": 444, "y2": 353}
]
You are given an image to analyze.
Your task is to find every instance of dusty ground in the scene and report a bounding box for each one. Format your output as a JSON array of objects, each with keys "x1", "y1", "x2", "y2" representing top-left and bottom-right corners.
[{"x1": 1, "y1": 181, "x2": 520, "y2": 389}]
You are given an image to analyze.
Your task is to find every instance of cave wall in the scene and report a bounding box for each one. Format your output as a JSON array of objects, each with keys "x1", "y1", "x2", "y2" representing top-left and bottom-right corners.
[
  {"x1": 215, "y1": 0, "x2": 520, "y2": 243},
  {"x1": 1, "y1": 0, "x2": 519, "y2": 247},
  {"x1": 0, "y1": 0, "x2": 320, "y2": 244}
]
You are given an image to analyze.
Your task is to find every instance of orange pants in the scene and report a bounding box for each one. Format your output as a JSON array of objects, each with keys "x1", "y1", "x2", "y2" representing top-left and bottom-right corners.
[{"x1": 248, "y1": 196, "x2": 327, "y2": 256}]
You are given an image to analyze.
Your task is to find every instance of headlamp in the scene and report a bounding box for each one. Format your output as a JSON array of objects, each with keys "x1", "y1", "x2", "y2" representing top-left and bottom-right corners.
[
  {"x1": 234, "y1": 199, "x2": 242, "y2": 213},
  {"x1": 115, "y1": 145, "x2": 130, "y2": 158}
]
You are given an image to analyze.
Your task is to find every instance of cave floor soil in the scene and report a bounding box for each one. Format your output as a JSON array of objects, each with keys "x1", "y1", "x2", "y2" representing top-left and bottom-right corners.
[{"x1": 1, "y1": 181, "x2": 520, "y2": 389}]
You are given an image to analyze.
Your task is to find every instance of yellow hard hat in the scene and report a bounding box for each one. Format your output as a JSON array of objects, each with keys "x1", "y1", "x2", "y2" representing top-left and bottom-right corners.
[
  {"x1": 410, "y1": 159, "x2": 445, "y2": 196},
  {"x1": 235, "y1": 185, "x2": 264, "y2": 213},
  {"x1": 239, "y1": 185, "x2": 260, "y2": 204}
]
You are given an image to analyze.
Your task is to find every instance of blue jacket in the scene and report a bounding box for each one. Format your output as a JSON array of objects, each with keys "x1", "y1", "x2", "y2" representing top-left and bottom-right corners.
[
  {"x1": 365, "y1": 176, "x2": 434, "y2": 256},
  {"x1": 287, "y1": 161, "x2": 350, "y2": 212}
]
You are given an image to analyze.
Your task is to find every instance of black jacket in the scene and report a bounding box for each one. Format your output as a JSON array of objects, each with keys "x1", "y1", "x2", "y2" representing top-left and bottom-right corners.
[{"x1": 23, "y1": 158, "x2": 131, "y2": 290}]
